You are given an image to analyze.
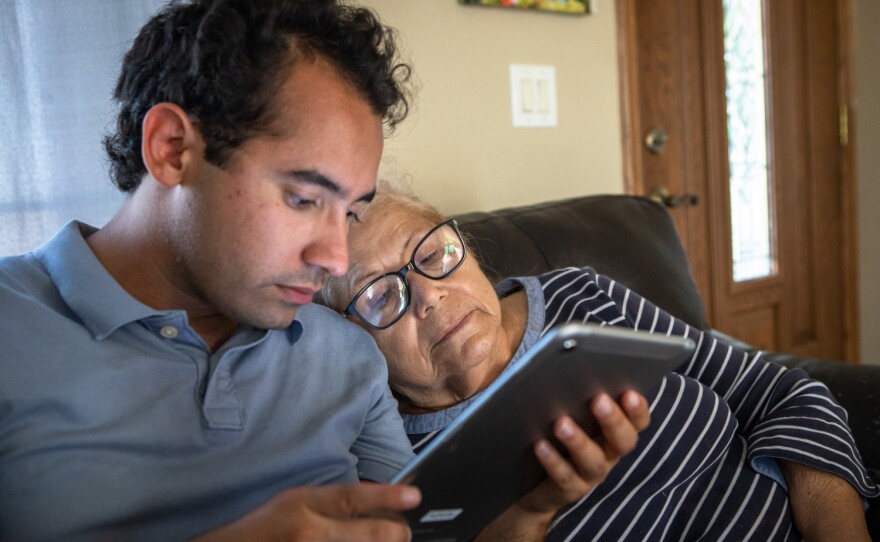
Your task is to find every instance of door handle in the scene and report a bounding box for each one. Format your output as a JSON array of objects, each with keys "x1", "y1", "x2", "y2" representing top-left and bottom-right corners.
[{"x1": 650, "y1": 188, "x2": 699, "y2": 208}]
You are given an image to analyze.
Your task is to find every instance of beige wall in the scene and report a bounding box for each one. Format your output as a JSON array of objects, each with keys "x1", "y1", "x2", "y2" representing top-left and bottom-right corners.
[
  {"x1": 854, "y1": 0, "x2": 880, "y2": 364},
  {"x1": 367, "y1": 1, "x2": 880, "y2": 363},
  {"x1": 364, "y1": 0, "x2": 624, "y2": 215}
]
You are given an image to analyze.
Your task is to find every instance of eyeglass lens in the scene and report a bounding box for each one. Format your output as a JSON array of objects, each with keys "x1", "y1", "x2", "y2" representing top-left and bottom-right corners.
[
  {"x1": 413, "y1": 225, "x2": 463, "y2": 278},
  {"x1": 352, "y1": 222, "x2": 464, "y2": 328}
]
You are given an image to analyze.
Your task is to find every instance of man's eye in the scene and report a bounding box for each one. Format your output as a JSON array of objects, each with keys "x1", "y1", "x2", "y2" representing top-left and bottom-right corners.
[
  {"x1": 285, "y1": 192, "x2": 316, "y2": 209},
  {"x1": 347, "y1": 210, "x2": 362, "y2": 223}
]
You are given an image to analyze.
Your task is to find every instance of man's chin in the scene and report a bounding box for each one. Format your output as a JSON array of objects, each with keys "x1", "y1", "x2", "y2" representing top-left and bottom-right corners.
[{"x1": 239, "y1": 305, "x2": 301, "y2": 331}]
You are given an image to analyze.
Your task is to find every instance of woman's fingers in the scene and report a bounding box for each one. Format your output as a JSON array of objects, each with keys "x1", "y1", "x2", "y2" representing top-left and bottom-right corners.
[
  {"x1": 542, "y1": 418, "x2": 607, "y2": 484},
  {"x1": 522, "y1": 430, "x2": 596, "y2": 513},
  {"x1": 620, "y1": 390, "x2": 651, "y2": 431},
  {"x1": 592, "y1": 392, "x2": 648, "y2": 459},
  {"x1": 520, "y1": 391, "x2": 652, "y2": 514},
  {"x1": 534, "y1": 436, "x2": 591, "y2": 498}
]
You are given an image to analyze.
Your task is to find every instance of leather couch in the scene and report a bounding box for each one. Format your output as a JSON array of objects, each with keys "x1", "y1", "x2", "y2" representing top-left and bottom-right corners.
[{"x1": 453, "y1": 194, "x2": 880, "y2": 535}]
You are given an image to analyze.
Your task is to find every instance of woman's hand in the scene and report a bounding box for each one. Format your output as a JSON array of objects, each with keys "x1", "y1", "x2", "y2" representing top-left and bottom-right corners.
[
  {"x1": 475, "y1": 390, "x2": 650, "y2": 541},
  {"x1": 521, "y1": 390, "x2": 650, "y2": 514}
]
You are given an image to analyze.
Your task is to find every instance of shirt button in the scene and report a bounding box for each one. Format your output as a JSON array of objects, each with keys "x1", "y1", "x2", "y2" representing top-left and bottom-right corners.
[{"x1": 160, "y1": 326, "x2": 179, "y2": 339}]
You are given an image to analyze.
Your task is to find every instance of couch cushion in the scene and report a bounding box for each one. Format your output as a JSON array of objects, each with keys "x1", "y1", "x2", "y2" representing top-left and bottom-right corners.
[{"x1": 454, "y1": 195, "x2": 710, "y2": 330}]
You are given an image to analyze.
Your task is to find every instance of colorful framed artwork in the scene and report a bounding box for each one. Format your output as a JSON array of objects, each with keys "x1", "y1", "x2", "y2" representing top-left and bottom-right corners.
[{"x1": 458, "y1": 0, "x2": 591, "y2": 15}]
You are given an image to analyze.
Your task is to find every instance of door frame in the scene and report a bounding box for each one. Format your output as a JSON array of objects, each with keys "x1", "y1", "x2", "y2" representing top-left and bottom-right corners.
[{"x1": 615, "y1": 0, "x2": 860, "y2": 361}]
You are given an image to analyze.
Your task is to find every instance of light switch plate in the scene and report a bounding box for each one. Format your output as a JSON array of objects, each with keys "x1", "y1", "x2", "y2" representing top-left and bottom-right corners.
[{"x1": 509, "y1": 64, "x2": 557, "y2": 128}]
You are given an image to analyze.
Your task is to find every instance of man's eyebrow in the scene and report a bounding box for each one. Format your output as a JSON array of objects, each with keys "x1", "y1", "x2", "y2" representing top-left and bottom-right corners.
[{"x1": 288, "y1": 170, "x2": 375, "y2": 203}]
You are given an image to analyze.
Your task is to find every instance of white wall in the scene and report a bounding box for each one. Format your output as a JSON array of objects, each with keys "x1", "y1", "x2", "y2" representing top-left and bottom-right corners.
[{"x1": 364, "y1": 0, "x2": 624, "y2": 215}]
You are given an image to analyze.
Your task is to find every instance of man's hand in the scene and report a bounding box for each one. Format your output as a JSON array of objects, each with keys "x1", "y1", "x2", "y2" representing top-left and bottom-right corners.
[
  {"x1": 191, "y1": 483, "x2": 421, "y2": 542},
  {"x1": 476, "y1": 390, "x2": 650, "y2": 541}
]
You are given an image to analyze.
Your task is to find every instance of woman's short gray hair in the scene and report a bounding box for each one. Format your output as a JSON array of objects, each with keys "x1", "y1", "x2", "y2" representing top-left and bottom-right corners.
[{"x1": 319, "y1": 179, "x2": 445, "y2": 311}]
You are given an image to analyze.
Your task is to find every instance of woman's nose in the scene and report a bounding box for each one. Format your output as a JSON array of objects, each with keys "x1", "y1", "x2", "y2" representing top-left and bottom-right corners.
[{"x1": 407, "y1": 272, "x2": 447, "y2": 318}]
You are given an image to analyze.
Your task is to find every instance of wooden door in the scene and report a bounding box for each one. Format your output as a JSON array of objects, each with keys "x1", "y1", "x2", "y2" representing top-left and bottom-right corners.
[{"x1": 617, "y1": 0, "x2": 859, "y2": 362}]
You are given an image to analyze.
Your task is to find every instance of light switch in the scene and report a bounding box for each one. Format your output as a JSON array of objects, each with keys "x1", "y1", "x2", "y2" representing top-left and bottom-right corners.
[
  {"x1": 536, "y1": 78, "x2": 550, "y2": 113},
  {"x1": 509, "y1": 64, "x2": 557, "y2": 128},
  {"x1": 521, "y1": 78, "x2": 535, "y2": 113}
]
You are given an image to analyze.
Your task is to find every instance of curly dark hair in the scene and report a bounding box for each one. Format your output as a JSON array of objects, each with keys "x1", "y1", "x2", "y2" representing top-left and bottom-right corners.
[{"x1": 103, "y1": 0, "x2": 412, "y2": 193}]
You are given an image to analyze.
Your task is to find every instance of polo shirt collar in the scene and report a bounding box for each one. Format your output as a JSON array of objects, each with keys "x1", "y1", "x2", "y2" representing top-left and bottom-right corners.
[
  {"x1": 35, "y1": 221, "x2": 305, "y2": 345},
  {"x1": 35, "y1": 221, "x2": 171, "y2": 340}
]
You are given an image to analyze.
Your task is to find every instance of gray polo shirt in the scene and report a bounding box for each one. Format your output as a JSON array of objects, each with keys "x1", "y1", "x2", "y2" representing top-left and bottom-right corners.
[{"x1": 0, "y1": 221, "x2": 413, "y2": 541}]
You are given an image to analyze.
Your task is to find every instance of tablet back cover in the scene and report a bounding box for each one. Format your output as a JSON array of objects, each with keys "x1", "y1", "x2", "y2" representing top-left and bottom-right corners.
[{"x1": 392, "y1": 323, "x2": 695, "y2": 542}]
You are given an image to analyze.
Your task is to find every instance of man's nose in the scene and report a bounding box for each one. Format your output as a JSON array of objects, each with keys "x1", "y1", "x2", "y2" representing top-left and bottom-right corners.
[{"x1": 303, "y1": 214, "x2": 349, "y2": 277}]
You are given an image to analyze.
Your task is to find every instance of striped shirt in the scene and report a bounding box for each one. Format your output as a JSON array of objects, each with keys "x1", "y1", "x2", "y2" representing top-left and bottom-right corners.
[{"x1": 402, "y1": 267, "x2": 879, "y2": 541}]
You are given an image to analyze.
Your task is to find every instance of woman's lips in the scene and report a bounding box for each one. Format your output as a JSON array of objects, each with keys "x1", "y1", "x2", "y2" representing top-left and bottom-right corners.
[{"x1": 436, "y1": 311, "x2": 473, "y2": 345}]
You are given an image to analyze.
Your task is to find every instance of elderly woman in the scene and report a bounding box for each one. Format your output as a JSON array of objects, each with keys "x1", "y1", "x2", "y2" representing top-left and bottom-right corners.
[{"x1": 322, "y1": 183, "x2": 879, "y2": 541}]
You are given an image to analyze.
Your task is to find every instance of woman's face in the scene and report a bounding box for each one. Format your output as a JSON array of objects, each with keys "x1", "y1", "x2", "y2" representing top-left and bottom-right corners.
[{"x1": 344, "y1": 206, "x2": 510, "y2": 406}]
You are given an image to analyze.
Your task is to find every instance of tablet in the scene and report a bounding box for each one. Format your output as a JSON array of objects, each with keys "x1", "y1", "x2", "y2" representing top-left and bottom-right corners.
[{"x1": 390, "y1": 322, "x2": 695, "y2": 542}]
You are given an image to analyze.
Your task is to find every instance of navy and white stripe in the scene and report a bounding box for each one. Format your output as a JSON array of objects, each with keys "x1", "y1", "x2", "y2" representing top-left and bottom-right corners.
[{"x1": 404, "y1": 267, "x2": 878, "y2": 540}]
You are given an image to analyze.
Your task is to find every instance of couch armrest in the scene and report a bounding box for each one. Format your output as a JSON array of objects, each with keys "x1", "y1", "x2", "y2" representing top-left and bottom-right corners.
[
  {"x1": 765, "y1": 352, "x2": 880, "y2": 480},
  {"x1": 768, "y1": 352, "x2": 880, "y2": 539},
  {"x1": 712, "y1": 330, "x2": 880, "y2": 483}
]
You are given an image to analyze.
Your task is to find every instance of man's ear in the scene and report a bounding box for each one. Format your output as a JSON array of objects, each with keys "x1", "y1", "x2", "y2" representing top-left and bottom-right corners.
[{"x1": 141, "y1": 102, "x2": 201, "y2": 187}]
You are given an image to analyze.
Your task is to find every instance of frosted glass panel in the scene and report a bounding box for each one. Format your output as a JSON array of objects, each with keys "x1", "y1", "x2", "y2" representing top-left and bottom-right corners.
[{"x1": 723, "y1": 0, "x2": 775, "y2": 282}]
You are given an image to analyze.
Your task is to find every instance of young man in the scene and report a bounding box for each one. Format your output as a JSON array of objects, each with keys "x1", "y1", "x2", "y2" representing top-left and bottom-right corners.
[
  {"x1": 0, "y1": 1, "x2": 648, "y2": 540},
  {"x1": 0, "y1": 1, "x2": 419, "y2": 539}
]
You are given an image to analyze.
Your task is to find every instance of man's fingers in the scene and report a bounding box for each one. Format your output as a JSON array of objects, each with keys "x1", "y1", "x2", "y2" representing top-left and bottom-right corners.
[
  {"x1": 304, "y1": 483, "x2": 421, "y2": 518},
  {"x1": 322, "y1": 516, "x2": 414, "y2": 542},
  {"x1": 294, "y1": 484, "x2": 420, "y2": 542},
  {"x1": 203, "y1": 484, "x2": 420, "y2": 542}
]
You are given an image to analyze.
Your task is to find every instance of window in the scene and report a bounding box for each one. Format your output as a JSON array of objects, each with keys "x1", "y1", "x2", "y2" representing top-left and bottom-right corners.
[
  {"x1": 723, "y1": 0, "x2": 776, "y2": 282},
  {"x1": 0, "y1": 0, "x2": 164, "y2": 256}
]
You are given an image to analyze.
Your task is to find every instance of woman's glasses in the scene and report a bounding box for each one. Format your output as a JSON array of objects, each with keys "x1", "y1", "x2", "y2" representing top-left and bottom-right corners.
[{"x1": 344, "y1": 218, "x2": 466, "y2": 330}]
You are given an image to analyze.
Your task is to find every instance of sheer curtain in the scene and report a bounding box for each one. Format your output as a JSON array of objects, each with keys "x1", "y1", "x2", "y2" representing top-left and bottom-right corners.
[{"x1": 0, "y1": 0, "x2": 165, "y2": 256}]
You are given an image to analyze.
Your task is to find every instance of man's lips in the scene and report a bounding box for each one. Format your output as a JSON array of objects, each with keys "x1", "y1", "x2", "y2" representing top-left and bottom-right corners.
[{"x1": 276, "y1": 284, "x2": 317, "y2": 305}]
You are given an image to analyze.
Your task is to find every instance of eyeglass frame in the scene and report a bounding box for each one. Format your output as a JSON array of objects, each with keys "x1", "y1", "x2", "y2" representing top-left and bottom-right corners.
[{"x1": 343, "y1": 218, "x2": 467, "y2": 330}]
